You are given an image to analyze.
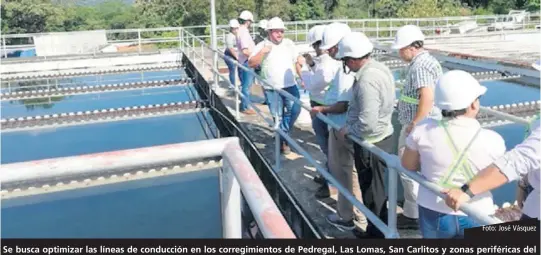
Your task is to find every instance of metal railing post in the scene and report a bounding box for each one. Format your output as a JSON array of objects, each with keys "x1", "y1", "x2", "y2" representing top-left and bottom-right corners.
[
  {"x1": 138, "y1": 29, "x2": 142, "y2": 53},
  {"x1": 222, "y1": 153, "x2": 243, "y2": 238},
  {"x1": 178, "y1": 28, "x2": 183, "y2": 52},
  {"x1": 274, "y1": 90, "x2": 281, "y2": 172},
  {"x1": 210, "y1": 0, "x2": 218, "y2": 90},
  {"x1": 2, "y1": 37, "x2": 7, "y2": 58},
  {"x1": 387, "y1": 166, "x2": 399, "y2": 237},
  {"x1": 235, "y1": 83, "x2": 240, "y2": 119}
]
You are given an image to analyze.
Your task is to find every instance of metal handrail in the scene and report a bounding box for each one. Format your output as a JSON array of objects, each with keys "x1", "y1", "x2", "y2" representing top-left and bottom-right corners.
[
  {"x1": 0, "y1": 137, "x2": 296, "y2": 239},
  {"x1": 180, "y1": 27, "x2": 513, "y2": 238}
]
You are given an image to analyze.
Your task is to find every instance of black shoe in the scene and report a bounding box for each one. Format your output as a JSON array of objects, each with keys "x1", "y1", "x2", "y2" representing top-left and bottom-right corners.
[
  {"x1": 313, "y1": 174, "x2": 326, "y2": 184},
  {"x1": 396, "y1": 214, "x2": 419, "y2": 230},
  {"x1": 315, "y1": 185, "x2": 330, "y2": 199},
  {"x1": 326, "y1": 213, "x2": 355, "y2": 231}
]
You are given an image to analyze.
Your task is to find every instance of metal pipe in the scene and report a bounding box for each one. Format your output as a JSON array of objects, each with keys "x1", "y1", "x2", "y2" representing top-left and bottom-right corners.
[
  {"x1": 210, "y1": 0, "x2": 218, "y2": 90},
  {"x1": 221, "y1": 157, "x2": 242, "y2": 238},
  {"x1": 480, "y1": 106, "x2": 531, "y2": 125},
  {"x1": 387, "y1": 167, "x2": 399, "y2": 237},
  {"x1": 222, "y1": 141, "x2": 296, "y2": 238},
  {"x1": 0, "y1": 137, "x2": 238, "y2": 185}
]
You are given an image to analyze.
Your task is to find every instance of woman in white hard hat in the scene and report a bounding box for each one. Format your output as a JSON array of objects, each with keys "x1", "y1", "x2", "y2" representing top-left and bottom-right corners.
[
  {"x1": 392, "y1": 24, "x2": 444, "y2": 228},
  {"x1": 444, "y1": 60, "x2": 540, "y2": 222},
  {"x1": 248, "y1": 17, "x2": 305, "y2": 154},
  {"x1": 236, "y1": 10, "x2": 257, "y2": 115},
  {"x1": 224, "y1": 19, "x2": 240, "y2": 87},
  {"x1": 401, "y1": 70, "x2": 507, "y2": 238}
]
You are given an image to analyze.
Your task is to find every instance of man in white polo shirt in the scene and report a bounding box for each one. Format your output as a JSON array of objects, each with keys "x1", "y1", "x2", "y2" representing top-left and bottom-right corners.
[
  {"x1": 248, "y1": 17, "x2": 304, "y2": 154},
  {"x1": 401, "y1": 70, "x2": 506, "y2": 238}
]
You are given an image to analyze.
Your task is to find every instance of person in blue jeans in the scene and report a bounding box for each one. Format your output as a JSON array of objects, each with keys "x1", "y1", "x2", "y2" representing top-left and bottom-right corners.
[
  {"x1": 248, "y1": 17, "x2": 305, "y2": 154},
  {"x1": 224, "y1": 19, "x2": 240, "y2": 86},
  {"x1": 236, "y1": 10, "x2": 256, "y2": 115}
]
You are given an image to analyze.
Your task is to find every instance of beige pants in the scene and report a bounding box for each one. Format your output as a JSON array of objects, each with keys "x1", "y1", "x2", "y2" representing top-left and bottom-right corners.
[
  {"x1": 328, "y1": 129, "x2": 364, "y2": 221},
  {"x1": 397, "y1": 125, "x2": 419, "y2": 219}
]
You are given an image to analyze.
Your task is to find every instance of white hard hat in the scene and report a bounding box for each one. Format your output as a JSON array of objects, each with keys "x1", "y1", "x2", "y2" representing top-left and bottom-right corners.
[
  {"x1": 258, "y1": 19, "x2": 268, "y2": 29},
  {"x1": 239, "y1": 10, "x2": 254, "y2": 21},
  {"x1": 266, "y1": 17, "x2": 286, "y2": 30},
  {"x1": 337, "y1": 32, "x2": 374, "y2": 59},
  {"x1": 320, "y1": 22, "x2": 351, "y2": 51},
  {"x1": 308, "y1": 25, "x2": 326, "y2": 45},
  {"x1": 435, "y1": 70, "x2": 487, "y2": 111},
  {"x1": 533, "y1": 60, "x2": 540, "y2": 71},
  {"x1": 391, "y1": 25, "x2": 425, "y2": 50},
  {"x1": 229, "y1": 19, "x2": 240, "y2": 28}
]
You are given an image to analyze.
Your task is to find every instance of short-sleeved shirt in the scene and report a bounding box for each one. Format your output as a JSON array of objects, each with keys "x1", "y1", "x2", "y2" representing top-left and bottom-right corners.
[
  {"x1": 225, "y1": 32, "x2": 237, "y2": 51},
  {"x1": 249, "y1": 38, "x2": 299, "y2": 89},
  {"x1": 303, "y1": 54, "x2": 340, "y2": 104},
  {"x1": 397, "y1": 51, "x2": 443, "y2": 125},
  {"x1": 236, "y1": 26, "x2": 255, "y2": 64},
  {"x1": 406, "y1": 117, "x2": 506, "y2": 216},
  {"x1": 324, "y1": 67, "x2": 355, "y2": 129}
]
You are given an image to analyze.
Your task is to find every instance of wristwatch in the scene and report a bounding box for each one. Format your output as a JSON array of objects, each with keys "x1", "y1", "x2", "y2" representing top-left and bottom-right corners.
[{"x1": 460, "y1": 183, "x2": 474, "y2": 198}]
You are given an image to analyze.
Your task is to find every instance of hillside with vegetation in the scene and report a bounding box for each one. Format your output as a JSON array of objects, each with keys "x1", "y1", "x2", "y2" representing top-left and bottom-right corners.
[{"x1": 1, "y1": 0, "x2": 540, "y2": 34}]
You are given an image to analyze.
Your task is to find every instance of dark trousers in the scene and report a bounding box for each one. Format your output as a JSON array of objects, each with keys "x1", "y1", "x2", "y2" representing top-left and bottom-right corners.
[{"x1": 353, "y1": 135, "x2": 393, "y2": 238}]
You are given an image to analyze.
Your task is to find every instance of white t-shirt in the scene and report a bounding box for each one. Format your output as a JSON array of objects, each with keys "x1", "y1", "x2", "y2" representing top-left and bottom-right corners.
[
  {"x1": 302, "y1": 54, "x2": 340, "y2": 104},
  {"x1": 406, "y1": 117, "x2": 506, "y2": 216},
  {"x1": 324, "y1": 67, "x2": 355, "y2": 129},
  {"x1": 249, "y1": 38, "x2": 299, "y2": 89}
]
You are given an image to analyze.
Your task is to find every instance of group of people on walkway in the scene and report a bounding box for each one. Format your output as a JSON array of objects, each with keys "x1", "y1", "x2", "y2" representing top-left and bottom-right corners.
[{"x1": 223, "y1": 10, "x2": 540, "y2": 239}]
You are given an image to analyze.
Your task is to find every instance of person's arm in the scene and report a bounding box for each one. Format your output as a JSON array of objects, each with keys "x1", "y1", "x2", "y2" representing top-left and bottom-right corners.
[
  {"x1": 229, "y1": 47, "x2": 239, "y2": 60},
  {"x1": 295, "y1": 55, "x2": 304, "y2": 78},
  {"x1": 316, "y1": 73, "x2": 353, "y2": 114},
  {"x1": 304, "y1": 59, "x2": 335, "y2": 93},
  {"x1": 345, "y1": 73, "x2": 380, "y2": 138},
  {"x1": 319, "y1": 101, "x2": 348, "y2": 114},
  {"x1": 248, "y1": 43, "x2": 268, "y2": 68},
  {"x1": 408, "y1": 67, "x2": 437, "y2": 131},
  {"x1": 413, "y1": 87, "x2": 434, "y2": 124}
]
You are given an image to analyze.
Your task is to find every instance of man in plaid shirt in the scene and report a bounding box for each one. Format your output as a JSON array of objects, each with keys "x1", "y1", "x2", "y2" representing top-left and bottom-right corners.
[{"x1": 391, "y1": 25, "x2": 443, "y2": 229}]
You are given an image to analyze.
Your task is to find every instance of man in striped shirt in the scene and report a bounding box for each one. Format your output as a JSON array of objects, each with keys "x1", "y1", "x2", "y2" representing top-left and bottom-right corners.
[{"x1": 391, "y1": 25, "x2": 443, "y2": 228}]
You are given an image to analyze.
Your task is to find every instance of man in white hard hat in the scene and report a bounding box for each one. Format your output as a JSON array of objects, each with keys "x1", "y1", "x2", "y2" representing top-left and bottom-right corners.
[
  {"x1": 310, "y1": 23, "x2": 367, "y2": 227},
  {"x1": 224, "y1": 19, "x2": 240, "y2": 87},
  {"x1": 253, "y1": 19, "x2": 269, "y2": 105},
  {"x1": 334, "y1": 32, "x2": 396, "y2": 238},
  {"x1": 401, "y1": 70, "x2": 506, "y2": 238},
  {"x1": 302, "y1": 25, "x2": 335, "y2": 186},
  {"x1": 392, "y1": 24, "x2": 444, "y2": 228},
  {"x1": 248, "y1": 17, "x2": 305, "y2": 154},
  {"x1": 444, "y1": 61, "x2": 540, "y2": 222},
  {"x1": 254, "y1": 20, "x2": 268, "y2": 45},
  {"x1": 236, "y1": 10, "x2": 257, "y2": 115}
]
